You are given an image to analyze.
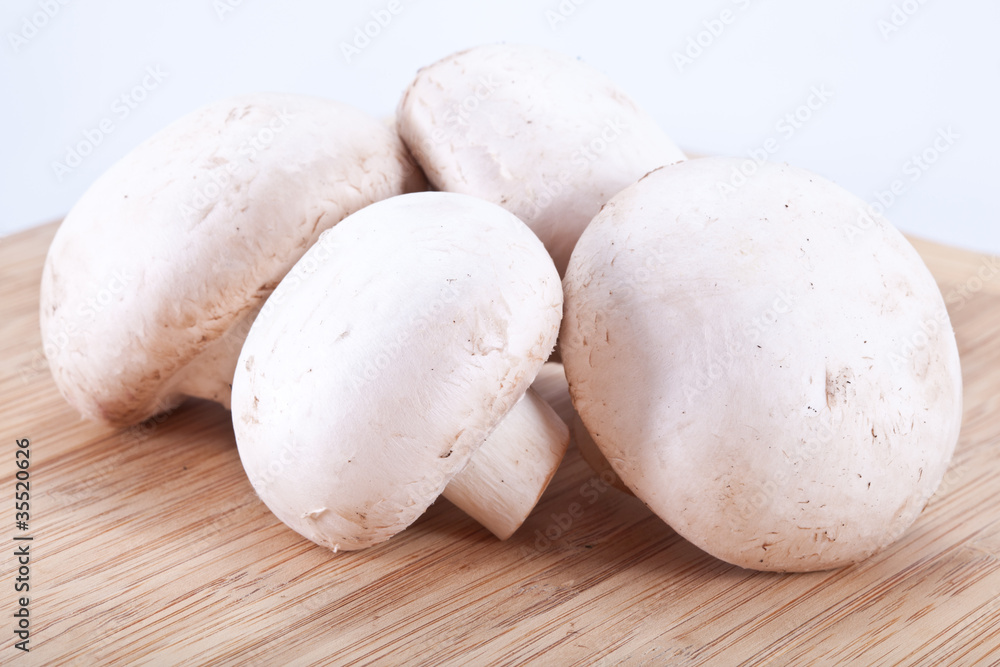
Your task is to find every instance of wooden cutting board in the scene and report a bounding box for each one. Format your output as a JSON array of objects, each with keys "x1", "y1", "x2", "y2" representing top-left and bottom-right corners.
[{"x1": 1, "y1": 222, "x2": 999, "y2": 666}]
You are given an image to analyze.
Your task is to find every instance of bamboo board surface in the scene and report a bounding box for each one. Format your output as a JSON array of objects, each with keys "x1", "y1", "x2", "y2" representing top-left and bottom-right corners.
[{"x1": 1, "y1": 221, "x2": 999, "y2": 666}]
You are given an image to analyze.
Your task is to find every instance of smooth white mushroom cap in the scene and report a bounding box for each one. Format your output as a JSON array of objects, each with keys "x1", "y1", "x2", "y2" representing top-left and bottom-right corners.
[
  {"x1": 561, "y1": 158, "x2": 963, "y2": 572},
  {"x1": 232, "y1": 192, "x2": 562, "y2": 551},
  {"x1": 397, "y1": 43, "x2": 686, "y2": 275},
  {"x1": 40, "y1": 93, "x2": 424, "y2": 426}
]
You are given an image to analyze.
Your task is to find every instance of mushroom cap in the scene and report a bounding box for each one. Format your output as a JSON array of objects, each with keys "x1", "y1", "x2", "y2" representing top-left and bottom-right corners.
[
  {"x1": 40, "y1": 93, "x2": 424, "y2": 426},
  {"x1": 397, "y1": 43, "x2": 685, "y2": 275},
  {"x1": 231, "y1": 192, "x2": 562, "y2": 551},
  {"x1": 561, "y1": 158, "x2": 963, "y2": 571},
  {"x1": 571, "y1": 413, "x2": 632, "y2": 496}
]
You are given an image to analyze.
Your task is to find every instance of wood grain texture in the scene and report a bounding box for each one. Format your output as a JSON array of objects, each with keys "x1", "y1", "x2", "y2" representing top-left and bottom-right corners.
[{"x1": 1, "y1": 222, "x2": 998, "y2": 666}]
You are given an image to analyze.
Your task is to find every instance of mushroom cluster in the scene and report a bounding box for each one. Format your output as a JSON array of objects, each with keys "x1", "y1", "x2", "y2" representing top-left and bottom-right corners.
[{"x1": 43, "y1": 44, "x2": 962, "y2": 569}]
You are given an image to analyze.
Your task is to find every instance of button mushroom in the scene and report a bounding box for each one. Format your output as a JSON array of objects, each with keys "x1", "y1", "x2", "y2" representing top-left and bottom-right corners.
[
  {"x1": 40, "y1": 93, "x2": 425, "y2": 426},
  {"x1": 560, "y1": 157, "x2": 963, "y2": 571},
  {"x1": 232, "y1": 192, "x2": 567, "y2": 550},
  {"x1": 396, "y1": 44, "x2": 686, "y2": 275}
]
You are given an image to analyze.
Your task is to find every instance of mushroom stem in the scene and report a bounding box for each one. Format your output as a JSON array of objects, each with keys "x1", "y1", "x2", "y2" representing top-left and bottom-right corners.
[
  {"x1": 168, "y1": 309, "x2": 258, "y2": 410},
  {"x1": 521, "y1": 361, "x2": 631, "y2": 495},
  {"x1": 443, "y1": 388, "x2": 569, "y2": 540}
]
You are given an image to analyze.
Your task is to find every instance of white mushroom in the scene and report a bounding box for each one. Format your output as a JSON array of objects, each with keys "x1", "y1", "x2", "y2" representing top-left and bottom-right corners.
[
  {"x1": 396, "y1": 44, "x2": 686, "y2": 275},
  {"x1": 560, "y1": 157, "x2": 963, "y2": 571},
  {"x1": 40, "y1": 93, "x2": 425, "y2": 426},
  {"x1": 572, "y1": 414, "x2": 632, "y2": 496},
  {"x1": 232, "y1": 192, "x2": 567, "y2": 550}
]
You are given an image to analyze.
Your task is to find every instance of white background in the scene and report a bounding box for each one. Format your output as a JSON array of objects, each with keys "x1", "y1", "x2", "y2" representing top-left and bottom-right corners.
[{"x1": 1, "y1": 0, "x2": 997, "y2": 254}]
